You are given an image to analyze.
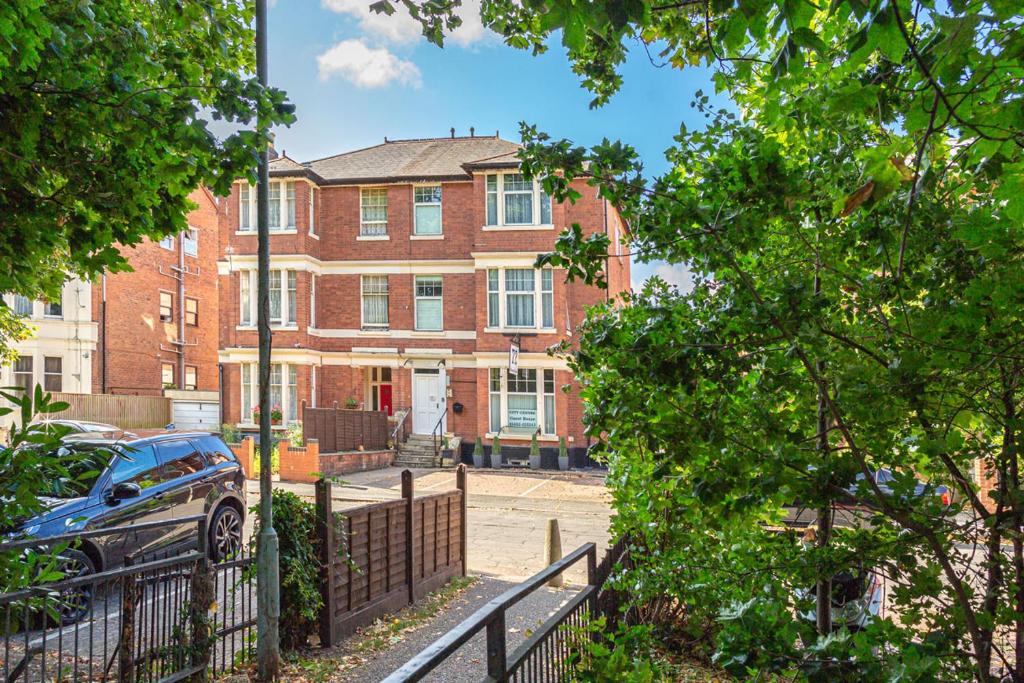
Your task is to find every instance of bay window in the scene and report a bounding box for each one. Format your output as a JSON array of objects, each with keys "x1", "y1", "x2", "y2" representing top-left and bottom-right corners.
[
  {"x1": 488, "y1": 368, "x2": 556, "y2": 435},
  {"x1": 361, "y1": 275, "x2": 389, "y2": 328},
  {"x1": 44, "y1": 357, "x2": 62, "y2": 392},
  {"x1": 13, "y1": 356, "x2": 32, "y2": 391},
  {"x1": 414, "y1": 276, "x2": 443, "y2": 331},
  {"x1": 414, "y1": 185, "x2": 442, "y2": 235},
  {"x1": 238, "y1": 181, "x2": 297, "y2": 232},
  {"x1": 486, "y1": 267, "x2": 555, "y2": 330},
  {"x1": 240, "y1": 270, "x2": 297, "y2": 327},
  {"x1": 44, "y1": 297, "x2": 62, "y2": 318},
  {"x1": 483, "y1": 173, "x2": 552, "y2": 227},
  {"x1": 241, "y1": 362, "x2": 298, "y2": 423},
  {"x1": 13, "y1": 295, "x2": 32, "y2": 317},
  {"x1": 360, "y1": 188, "x2": 388, "y2": 236}
]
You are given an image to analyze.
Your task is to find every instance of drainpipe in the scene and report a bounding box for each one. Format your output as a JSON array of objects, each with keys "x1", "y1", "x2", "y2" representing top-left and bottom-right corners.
[
  {"x1": 100, "y1": 275, "x2": 107, "y2": 394},
  {"x1": 603, "y1": 197, "x2": 611, "y2": 303}
]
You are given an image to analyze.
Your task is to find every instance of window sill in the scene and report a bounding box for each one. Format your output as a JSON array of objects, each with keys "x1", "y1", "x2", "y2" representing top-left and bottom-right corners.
[
  {"x1": 235, "y1": 229, "x2": 297, "y2": 236},
  {"x1": 483, "y1": 327, "x2": 558, "y2": 335},
  {"x1": 357, "y1": 235, "x2": 390, "y2": 241},
  {"x1": 409, "y1": 330, "x2": 445, "y2": 336},
  {"x1": 358, "y1": 327, "x2": 391, "y2": 335},
  {"x1": 481, "y1": 224, "x2": 555, "y2": 232},
  {"x1": 309, "y1": 233, "x2": 320, "y2": 240},
  {"x1": 410, "y1": 234, "x2": 444, "y2": 241},
  {"x1": 235, "y1": 325, "x2": 299, "y2": 331},
  {"x1": 485, "y1": 432, "x2": 560, "y2": 442}
]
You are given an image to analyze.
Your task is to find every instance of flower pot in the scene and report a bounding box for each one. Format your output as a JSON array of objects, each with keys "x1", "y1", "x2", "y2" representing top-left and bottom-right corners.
[
  {"x1": 488, "y1": 452, "x2": 502, "y2": 468},
  {"x1": 473, "y1": 452, "x2": 485, "y2": 468},
  {"x1": 529, "y1": 454, "x2": 542, "y2": 470},
  {"x1": 558, "y1": 456, "x2": 569, "y2": 471}
]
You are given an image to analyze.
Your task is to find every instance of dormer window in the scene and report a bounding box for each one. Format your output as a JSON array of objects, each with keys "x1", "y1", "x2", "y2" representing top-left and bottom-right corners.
[{"x1": 484, "y1": 173, "x2": 552, "y2": 228}]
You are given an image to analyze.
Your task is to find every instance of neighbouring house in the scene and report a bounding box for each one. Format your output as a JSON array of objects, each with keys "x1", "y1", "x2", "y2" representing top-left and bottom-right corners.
[
  {"x1": 217, "y1": 132, "x2": 630, "y2": 465},
  {"x1": 0, "y1": 278, "x2": 99, "y2": 408},
  {"x1": 90, "y1": 187, "x2": 223, "y2": 429}
]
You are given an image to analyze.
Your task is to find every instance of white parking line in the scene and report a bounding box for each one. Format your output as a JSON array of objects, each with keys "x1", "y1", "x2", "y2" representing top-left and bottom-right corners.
[{"x1": 518, "y1": 478, "x2": 553, "y2": 498}]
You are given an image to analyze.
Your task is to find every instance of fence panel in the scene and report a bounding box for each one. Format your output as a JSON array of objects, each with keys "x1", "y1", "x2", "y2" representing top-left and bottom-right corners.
[
  {"x1": 45, "y1": 392, "x2": 173, "y2": 429},
  {"x1": 303, "y1": 406, "x2": 389, "y2": 453},
  {"x1": 317, "y1": 466, "x2": 467, "y2": 645}
]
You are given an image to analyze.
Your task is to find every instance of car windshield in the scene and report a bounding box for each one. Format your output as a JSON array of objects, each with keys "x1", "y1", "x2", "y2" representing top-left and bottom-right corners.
[{"x1": 41, "y1": 444, "x2": 116, "y2": 499}]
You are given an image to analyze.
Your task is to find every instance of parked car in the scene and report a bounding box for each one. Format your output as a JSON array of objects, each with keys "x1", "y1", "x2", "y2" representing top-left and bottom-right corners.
[
  {"x1": 851, "y1": 468, "x2": 952, "y2": 507},
  {"x1": 795, "y1": 564, "x2": 884, "y2": 633},
  {"x1": 16, "y1": 432, "x2": 246, "y2": 577},
  {"x1": 30, "y1": 419, "x2": 137, "y2": 441}
]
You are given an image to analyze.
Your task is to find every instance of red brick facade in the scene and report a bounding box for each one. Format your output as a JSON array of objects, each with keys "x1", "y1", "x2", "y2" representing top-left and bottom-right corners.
[
  {"x1": 218, "y1": 137, "x2": 630, "y2": 461},
  {"x1": 93, "y1": 188, "x2": 222, "y2": 395}
]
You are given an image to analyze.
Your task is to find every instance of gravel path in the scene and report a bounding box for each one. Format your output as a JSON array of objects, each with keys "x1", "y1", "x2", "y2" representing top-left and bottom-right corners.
[{"x1": 333, "y1": 575, "x2": 580, "y2": 683}]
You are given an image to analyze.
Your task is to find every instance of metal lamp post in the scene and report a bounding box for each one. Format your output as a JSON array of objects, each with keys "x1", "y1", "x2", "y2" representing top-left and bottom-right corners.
[{"x1": 255, "y1": 0, "x2": 281, "y2": 678}]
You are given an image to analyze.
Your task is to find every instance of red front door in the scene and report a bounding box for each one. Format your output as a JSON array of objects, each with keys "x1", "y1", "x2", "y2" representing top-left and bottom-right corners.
[{"x1": 379, "y1": 384, "x2": 393, "y2": 416}]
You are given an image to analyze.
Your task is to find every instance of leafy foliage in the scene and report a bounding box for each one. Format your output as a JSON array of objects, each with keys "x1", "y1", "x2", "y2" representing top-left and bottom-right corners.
[
  {"x1": 399, "y1": 0, "x2": 1024, "y2": 679},
  {"x1": 248, "y1": 490, "x2": 322, "y2": 651},
  {"x1": 0, "y1": 0, "x2": 294, "y2": 354}
]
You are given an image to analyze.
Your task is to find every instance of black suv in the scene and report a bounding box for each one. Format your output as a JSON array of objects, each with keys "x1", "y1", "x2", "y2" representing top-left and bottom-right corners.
[{"x1": 20, "y1": 432, "x2": 246, "y2": 576}]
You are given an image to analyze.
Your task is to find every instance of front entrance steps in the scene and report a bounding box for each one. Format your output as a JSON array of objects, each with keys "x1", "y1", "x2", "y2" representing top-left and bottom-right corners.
[{"x1": 394, "y1": 434, "x2": 443, "y2": 468}]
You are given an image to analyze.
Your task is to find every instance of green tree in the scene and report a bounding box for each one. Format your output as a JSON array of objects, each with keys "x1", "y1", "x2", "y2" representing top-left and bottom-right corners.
[
  {"x1": 0, "y1": 0, "x2": 294, "y2": 353},
  {"x1": 389, "y1": 0, "x2": 1024, "y2": 679}
]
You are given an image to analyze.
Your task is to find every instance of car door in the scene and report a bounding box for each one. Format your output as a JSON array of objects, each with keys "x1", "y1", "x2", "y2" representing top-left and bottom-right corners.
[
  {"x1": 90, "y1": 444, "x2": 178, "y2": 567},
  {"x1": 156, "y1": 438, "x2": 211, "y2": 547}
]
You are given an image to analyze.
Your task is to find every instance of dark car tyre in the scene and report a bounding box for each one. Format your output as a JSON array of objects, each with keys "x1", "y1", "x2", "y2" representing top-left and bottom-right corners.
[
  {"x1": 209, "y1": 505, "x2": 242, "y2": 562},
  {"x1": 56, "y1": 549, "x2": 95, "y2": 625}
]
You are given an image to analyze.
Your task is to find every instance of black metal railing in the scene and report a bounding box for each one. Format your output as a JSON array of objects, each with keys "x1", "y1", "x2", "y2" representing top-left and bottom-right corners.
[
  {"x1": 381, "y1": 543, "x2": 598, "y2": 683},
  {"x1": 431, "y1": 411, "x2": 446, "y2": 461},
  {"x1": 0, "y1": 515, "x2": 256, "y2": 682}
]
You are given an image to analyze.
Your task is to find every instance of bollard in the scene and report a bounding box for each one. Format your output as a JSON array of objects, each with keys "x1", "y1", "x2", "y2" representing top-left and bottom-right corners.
[{"x1": 545, "y1": 518, "x2": 564, "y2": 588}]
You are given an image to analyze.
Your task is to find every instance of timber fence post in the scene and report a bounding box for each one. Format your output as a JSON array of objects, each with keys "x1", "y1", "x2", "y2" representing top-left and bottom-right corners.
[
  {"x1": 402, "y1": 470, "x2": 415, "y2": 605},
  {"x1": 456, "y1": 464, "x2": 467, "y2": 577},
  {"x1": 315, "y1": 479, "x2": 336, "y2": 647}
]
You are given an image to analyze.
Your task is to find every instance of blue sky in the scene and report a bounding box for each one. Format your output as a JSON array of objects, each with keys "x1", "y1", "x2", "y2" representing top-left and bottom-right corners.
[{"x1": 263, "y1": 1, "x2": 714, "y2": 288}]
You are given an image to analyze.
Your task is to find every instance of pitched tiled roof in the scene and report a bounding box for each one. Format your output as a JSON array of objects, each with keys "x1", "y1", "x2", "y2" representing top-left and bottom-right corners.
[{"x1": 293, "y1": 136, "x2": 521, "y2": 184}]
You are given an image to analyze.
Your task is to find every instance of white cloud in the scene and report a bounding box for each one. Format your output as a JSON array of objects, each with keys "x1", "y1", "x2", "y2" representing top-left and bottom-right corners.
[
  {"x1": 316, "y1": 39, "x2": 422, "y2": 88},
  {"x1": 633, "y1": 263, "x2": 694, "y2": 294},
  {"x1": 321, "y1": 0, "x2": 488, "y2": 47}
]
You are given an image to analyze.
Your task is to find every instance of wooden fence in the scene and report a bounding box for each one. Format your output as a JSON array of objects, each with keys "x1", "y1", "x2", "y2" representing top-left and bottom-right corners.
[
  {"x1": 315, "y1": 466, "x2": 467, "y2": 645},
  {"x1": 304, "y1": 405, "x2": 389, "y2": 453},
  {"x1": 45, "y1": 392, "x2": 172, "y2": 429}
]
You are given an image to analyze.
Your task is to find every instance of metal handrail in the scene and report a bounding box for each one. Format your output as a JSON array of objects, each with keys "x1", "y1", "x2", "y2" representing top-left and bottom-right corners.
[
  {"x1": 390, "y1": 407, "x2": 411, "y2": 442},
  {"x1": 381, "y1": 542, "x2": 597, "y2": 682},
  {"x1": 430, "y1": 411, "x2": 446, "y2": 460}
]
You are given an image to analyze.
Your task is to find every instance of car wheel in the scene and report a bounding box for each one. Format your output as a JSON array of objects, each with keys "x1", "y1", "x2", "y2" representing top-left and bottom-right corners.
[
  {"x1": 56, "y1": 549, "x2": 95, "y2": 625},
  {"x1": 209, "y1": 506, "x2": 243, "y2": 562}
]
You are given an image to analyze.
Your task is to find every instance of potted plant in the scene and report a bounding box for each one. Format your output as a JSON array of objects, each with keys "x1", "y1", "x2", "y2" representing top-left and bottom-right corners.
[
  {"x1": 558, "y1": 436, "x2": 569, "y2": 471},
  {"x1": 472, "y1": 437, "x2": 485, "y2": 468},
  {"x1": 490, "y1": 435, "x2": 502, "y2": 468},
  {"x1": 270, "y1": 404, "x2": 283, "y2": 425},
  {"x1": 529, "y1": 432, "x2": 542, "y2": 470},
  {"x1": 344, "y1": 396, "x2": 359, "y2": 409}
]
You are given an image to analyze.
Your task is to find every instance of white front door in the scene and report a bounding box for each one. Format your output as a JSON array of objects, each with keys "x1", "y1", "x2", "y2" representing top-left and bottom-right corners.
[{"x1": 412, "y1": 369, "x2": 445, "y2": 434}]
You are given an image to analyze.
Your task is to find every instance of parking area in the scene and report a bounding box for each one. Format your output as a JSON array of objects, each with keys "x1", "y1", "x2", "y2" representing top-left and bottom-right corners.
[{"x1": 251, "y1": 466, "x2": 612, "y2": 583}]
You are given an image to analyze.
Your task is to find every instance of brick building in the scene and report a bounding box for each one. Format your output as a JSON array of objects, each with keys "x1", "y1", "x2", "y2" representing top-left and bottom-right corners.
[
  {"x1": 217, "y1": 134, "x2": 629, "y2": 464},
  {"x1": 93, "y1": 187, "x2": 222, "y2": 397}
]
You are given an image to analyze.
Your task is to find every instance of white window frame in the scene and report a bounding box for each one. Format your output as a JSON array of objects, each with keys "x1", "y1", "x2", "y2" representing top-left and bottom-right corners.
[
  {"x1": 184, "y1": 365, "x2": 197, "y2": 391},
  {"x1": 309, "y1": 187, "x2": 317, "y2": 237},
  {"x1": 485, "y1": 267, "x2": 556, "y2": 331},
  {"x1": 483, "y1": 173, "x2": 552, "y2": 228},
  {"x1": 183, "y1": 227, "x2": 198, "y2": 257},
  {"x1": 360, "y1": 187, "x2": 388, "y2": 237},
  {"x1": 413, "y1": 184, "x2": 443, "y2": 236},
  {"x1": 360, "y1": 275, "x2": 389, "y2": 329},
  {"x1": 309, "y1": 274, "x2": 316, "y2": 329},
  {"x1": 240, "y1": 362, "x2": 299, "y2": 425},
  {"x1": 159, "y1": 290, "x2": 174, "y2": 323},
  {"x1": 13, "y1": 355, "x2": 33, "y2": 392},
  {"x1": 43, "y1": 296, "x2": 63, "y2": 319},
  {"x1": 240, "y1": 270, "x2": 297, "y2": 328},
  {"x1": 161, "y1": 362, "x2": 175, "y2": 388},
  {"x1": 488, "y1": 368, "x2": 556, "y2": 435},
  {"x1": 414, "y1": 275, "x2": 443, "y2": 331},
  {"x1": 43, "y1": 356, "x2": 62, "y2": 392},
  {"x1": 238, "y1": 181, "x2": 297, "y2": 232}
]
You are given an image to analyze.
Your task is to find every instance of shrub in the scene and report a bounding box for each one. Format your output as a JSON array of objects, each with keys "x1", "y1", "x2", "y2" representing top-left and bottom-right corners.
[
  {"x1": 221, "y1": 423, "x2": 240, "y2": 444},
  {"x1": 247, "y1": 490, "x2": 322, "y2": 650},
  {"x1": 286, "y1": 422, "x2": 303, "y2": 448}
]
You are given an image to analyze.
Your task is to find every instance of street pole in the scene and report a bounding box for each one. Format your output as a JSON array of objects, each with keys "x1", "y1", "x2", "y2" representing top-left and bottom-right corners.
[{"x1": 255, "y1": 0, "x2": 281, "y2": 678}]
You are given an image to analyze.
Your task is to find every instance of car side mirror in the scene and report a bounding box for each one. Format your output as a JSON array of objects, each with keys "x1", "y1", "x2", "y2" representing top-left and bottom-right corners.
[{"x1": 108, "y1": 482, "x2": 142, "y2": 502}]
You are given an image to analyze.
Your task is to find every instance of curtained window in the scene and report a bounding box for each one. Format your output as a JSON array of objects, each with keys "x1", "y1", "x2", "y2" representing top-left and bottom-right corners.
[
  {"x1": 360, "y1": 188, "x2": 388, "y2": 236},
  {"x1": 361, "y1": 275, "x2": 389, "y2": 328},
  {"x1": 414, "y1": 185, "x2": 442, "y2": 235},
  {"x1": 505, "y1": 269, "x2": 535, "y2": 327},
  {"x1": 415, "y1": 276, "x2": 443, "y2": 330}
]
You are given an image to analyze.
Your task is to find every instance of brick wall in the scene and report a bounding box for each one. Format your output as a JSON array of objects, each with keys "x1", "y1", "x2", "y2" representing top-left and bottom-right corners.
[{"x1": 94, "y1": 188, "x2": 221, "y2": 395}]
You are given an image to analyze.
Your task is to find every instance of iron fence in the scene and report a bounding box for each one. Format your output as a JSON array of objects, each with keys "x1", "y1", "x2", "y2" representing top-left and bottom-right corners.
[{"x1": 0, "y1": 516, "x2": 256, "y2": 682}]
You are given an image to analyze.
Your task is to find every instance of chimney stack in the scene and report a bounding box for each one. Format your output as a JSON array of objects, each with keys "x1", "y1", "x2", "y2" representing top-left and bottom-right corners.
[{"x1": 267, "y1": 132, "x2": 279, "y2": 160}]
